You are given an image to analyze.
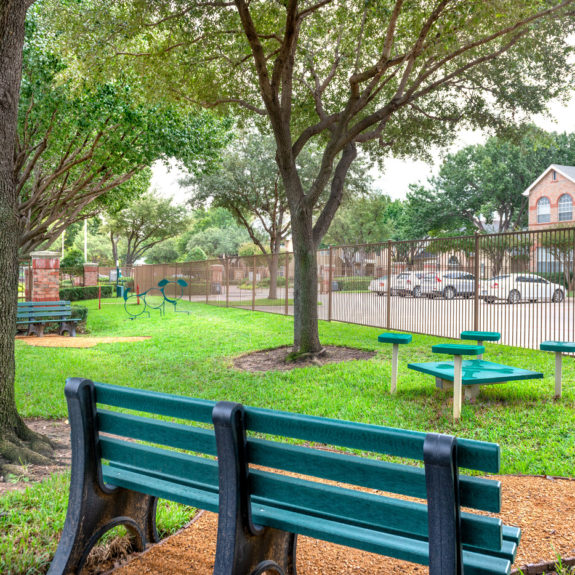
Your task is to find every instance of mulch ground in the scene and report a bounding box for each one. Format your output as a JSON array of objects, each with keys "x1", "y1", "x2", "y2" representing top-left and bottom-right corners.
[
  {"x1": 233, "y1": 345, "x2": 376, "y2": 371},
  {"x1": 15, "y1": 335, "x2": 151, "y2": 348},
  {"x1": 110, "y1": 474, "x2": 575, "y2": 574}
]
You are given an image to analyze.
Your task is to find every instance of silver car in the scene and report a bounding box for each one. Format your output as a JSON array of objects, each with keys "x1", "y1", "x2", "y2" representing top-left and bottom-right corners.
[{"x1": 420, "y1": 271, "x2": 475, "y2": 299}]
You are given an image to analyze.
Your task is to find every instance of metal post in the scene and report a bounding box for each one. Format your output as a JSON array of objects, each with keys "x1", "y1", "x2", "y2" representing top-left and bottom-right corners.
[
  {"x1": 386, "y1": 241, "x2": 392, "y2": 329},
  {"x1": 328, "y1": 246, "x2": 333, "y2": 322},
  {"x1": 453, "y1": 355, "x2": 463, "y2": 421},
  {"x1": 474, "y1": 232, "x2": 480, "y2": 332},
  {"x1": 391, "y1": 343, "x2": 399, "y2": 393},
  {"x1": 555, "y1": 352, "x2": 563, "y2": 398},
  {"x1": 226, "y1": 258, "x2": 230, "y2": 308},
  {"x1": 205, "y1": 261, "x2": 209, "y2": 304},
  {"x1": 284, "y1": 252, "x2": 289, "y2": 316},
  {"x1": 252, "y1": 255, "x2": 256, "y2": 311}
]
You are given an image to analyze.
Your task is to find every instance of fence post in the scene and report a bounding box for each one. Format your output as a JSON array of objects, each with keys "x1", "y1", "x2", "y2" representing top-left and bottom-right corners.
[
  {"x1": 205, "y1": 260, "x2": 209, "y2": 304},
  {"x1": 252, "y1": 255, "x2": 256, "y2": 311},
  {"x1": 474, "y1": 232, "x2": 480, "y2": 332},
  {"x1": 225, "y1": 258, "x2": 230, "y2": 308},
  {"x1": 328, "y1": 246, "x2": 333, "y2": 322},
  {"x1": 284, "y1": 252, "x2": 289, "y2": 316},
  {"x1": 386, "y1": 241, "x2": 392, "y2": 329}
]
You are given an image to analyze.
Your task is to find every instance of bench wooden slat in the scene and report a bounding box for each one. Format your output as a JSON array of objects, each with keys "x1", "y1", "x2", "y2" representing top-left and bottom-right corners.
[
  {"x1": 250, "y1": 503, "x2": 512, "y2": 575},
  {"x1": 249, "y1": 470, "x2": 505, "y2": 554},
  {"x1": 98, "y1": 410, "x2": 217, "y2": 455},
  {"x1": 18, "y1": 300, "x2": 70, "y2": 305},
  {"x1": 248, "y1": 438, "x2": 501, "y2": 512},
  {"x1": 245, "y1": 406, "x2": 500, "y2": 473},
  {"x1": 102, "y1": 464, "x2": 219, "y2": 513},
  {"x1": 99, "y1": 438, "x2": 218, "y2": 491},
  {"x1": 17, "y1": 310, "x2": 72, "y2": 317},
  {"x1": 94, "y1": 382, "x2": 215, "y2": 423}
]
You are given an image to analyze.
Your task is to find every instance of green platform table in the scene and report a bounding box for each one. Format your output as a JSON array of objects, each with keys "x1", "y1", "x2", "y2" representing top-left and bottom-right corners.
[
  {"x1": 460, "y1": 331, "x2": 501, "y2": 359},
  {"x1": 409, "y1": 349, "x2": 543, "y2": 421},
  {"x1": 540, "y1": 341, "x2": 575, "y2": 398},
  {"x1": 377, "y1": 333, "x2": 413, "y2": 393}
]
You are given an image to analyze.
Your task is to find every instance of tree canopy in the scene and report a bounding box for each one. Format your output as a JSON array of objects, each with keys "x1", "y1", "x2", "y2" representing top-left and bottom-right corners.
[{"x1": 406, "y1": 128, "x2": 575, "y2": 236}]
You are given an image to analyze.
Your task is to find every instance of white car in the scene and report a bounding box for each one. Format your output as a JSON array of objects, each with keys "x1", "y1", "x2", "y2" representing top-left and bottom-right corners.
[
  {"x1": 482, "y1": 273, "x2": 565, "y2": 304},
  {"x1": 390, "y1": 271, "x2": 426, "y2": 297},
  {"x1": 368, "y1": 276, "x2": 388, "y2": 296}
]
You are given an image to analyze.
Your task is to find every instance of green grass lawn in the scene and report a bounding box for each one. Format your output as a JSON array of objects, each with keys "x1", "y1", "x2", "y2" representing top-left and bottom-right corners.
[{"x1": 2, "y1": 297, "x2": 574, "y2": 573}]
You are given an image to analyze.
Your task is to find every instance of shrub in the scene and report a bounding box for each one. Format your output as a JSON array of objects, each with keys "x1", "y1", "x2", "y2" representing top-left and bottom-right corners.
[
  {"x1": 60, "y1": 285, "x2": 114, "y2": 301},
  {"x1": 70, "y1": 305, "x2": 89, "y2": 323},
  {"x1": 333, "y1": 276, "x2": 373, "y2": 291}
]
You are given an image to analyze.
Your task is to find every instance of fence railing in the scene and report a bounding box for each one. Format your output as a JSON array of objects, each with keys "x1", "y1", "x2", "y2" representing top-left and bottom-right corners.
[{"x1": 133, "y1": 227, "x2": 575, "y2": 350}]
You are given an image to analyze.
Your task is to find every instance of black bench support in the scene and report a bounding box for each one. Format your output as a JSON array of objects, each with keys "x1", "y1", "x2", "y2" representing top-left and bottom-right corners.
[
  {"x1": 213, "y1": 401, "x2": 297, "y2": 575},
  {"x1": 424, "y1": 433, "x2": 463, "y2": 575},
  {"x1": 47, "y1": 378, "x2": 158, "y2": 575}
]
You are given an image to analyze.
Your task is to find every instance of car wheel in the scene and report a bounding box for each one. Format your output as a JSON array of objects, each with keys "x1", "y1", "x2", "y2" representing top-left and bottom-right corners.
[
  {"x1": 508, "y1": 289, "x2": 521, "y2": 304},
  {"x1": 443, "y1": 286, "x2": 456, "y2": 300},
  {"x1": 412, "y1": 286, "x2": 422, "y2": 298},
  {"x1": 552, "y1": 289, "x2": 565, "y2": 303}
]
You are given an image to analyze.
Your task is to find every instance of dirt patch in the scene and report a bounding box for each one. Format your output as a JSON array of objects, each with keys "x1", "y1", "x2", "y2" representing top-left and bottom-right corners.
[
  {"x1": 16, "y1": 335, "x2": 151, "y2": 348},
  {"x1": 233, "y1": 345, "x2": 376, "y2": 372},
  {"x1": 110, "y1": 475, "x2": 575, "y2": 575},
  {"x1": 0, "y1": 418, "x2": 71, "y2": 495}
]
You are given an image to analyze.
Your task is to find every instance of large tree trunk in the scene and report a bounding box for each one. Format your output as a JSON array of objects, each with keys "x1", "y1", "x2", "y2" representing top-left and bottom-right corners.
[
  {"x1": 291, "y1": 216, "x2": 322, "y2": 355},
  {"x1": 267, "y1": 252, "x2": 279, "y2": 300},
  {"x1": 0, "y1": 0, "x2": 52, "y2": 477}
]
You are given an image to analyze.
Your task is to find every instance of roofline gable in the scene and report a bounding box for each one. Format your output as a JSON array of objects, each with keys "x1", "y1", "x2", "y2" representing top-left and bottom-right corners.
[{"x1": 522, "y1": 165, "x2": 575, "y2": 196}]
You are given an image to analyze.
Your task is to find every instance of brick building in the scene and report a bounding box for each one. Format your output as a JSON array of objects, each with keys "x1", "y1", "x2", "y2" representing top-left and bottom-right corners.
[
  {"x1": 524, "y1": 164, "x2": 575, "y2": 229},
  {"x1": 523, "y1": 164, "x2": 575, "y2": 272}
]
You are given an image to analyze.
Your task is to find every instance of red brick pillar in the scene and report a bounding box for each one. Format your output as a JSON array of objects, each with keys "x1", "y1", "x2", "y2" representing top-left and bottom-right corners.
[
  {"x1": 30, "y1": 251, "x2": 60, "y2": 302},
  {"x1": 83, "y1": 263, "x2": 99, "y2": 286}
]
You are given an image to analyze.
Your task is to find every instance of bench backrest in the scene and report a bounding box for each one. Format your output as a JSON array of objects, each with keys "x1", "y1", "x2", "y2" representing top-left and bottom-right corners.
[
  {"x1": 88, "y1": 382, "x2": 220, "y2": 513},
  {"x1": 17, "y1": 301, "x2": 73, "y2": 321},
  {"x1": 69, "y1": 381, "x2": 517, "y2": 575}
]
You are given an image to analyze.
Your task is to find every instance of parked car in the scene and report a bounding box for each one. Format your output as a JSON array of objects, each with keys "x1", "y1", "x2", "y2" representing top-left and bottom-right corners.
[
  {"x1": 390, "y1": 271, "x2": 426, "y2": 297},
  {"x1": 368, "y1": 276, "x2": 388, "y2": 296},
  {"x1": 420, "y1": 271, "x2": 476, "y2": 299},
  {"x1": 482, "y1": 273, "x2": 565, "y2": 304}
]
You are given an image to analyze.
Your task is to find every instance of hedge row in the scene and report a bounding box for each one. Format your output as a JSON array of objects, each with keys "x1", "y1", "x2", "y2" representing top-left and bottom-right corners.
[
  {"x1": 333, "y1": 276, "x2": 373, "y2": 291},
  {"x1": 59, "y1": 285, "x2": 114, "y2": 301}
]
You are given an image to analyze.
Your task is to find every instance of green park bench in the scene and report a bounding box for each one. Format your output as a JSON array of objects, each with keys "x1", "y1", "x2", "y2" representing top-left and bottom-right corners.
[
  {"x1": 377, "y1": 332, "x2": 412, "y2": 393},
  {"x1": 49, "y1": 378, "x2": 520, "y2": 575},
  {"x1": 17, "y1": 300, "x2": 79, "y2": 337},
  {"x1": 540, "y1": 341, "x2": 575, "y2": 398},
  {"x1": 408, "y1": 344, "x2": 543, "y2": 420}
]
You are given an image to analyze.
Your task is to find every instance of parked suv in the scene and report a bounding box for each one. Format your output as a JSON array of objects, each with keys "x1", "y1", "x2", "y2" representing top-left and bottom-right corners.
[
  {"x1": 420, "y1": 271, "x2": 475, "y2": 299},
  {"x1": 482, "y1": 273, "x2": 565, "y2": 303}
]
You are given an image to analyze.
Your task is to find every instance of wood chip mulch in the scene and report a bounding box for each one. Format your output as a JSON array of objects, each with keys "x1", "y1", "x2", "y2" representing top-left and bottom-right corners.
[
  {"x1": 109, "y1": 475, "x2": 575, "y2": 575},
  {"x1": 15, "y1": 335, "x2": 151, "y2": 348}
]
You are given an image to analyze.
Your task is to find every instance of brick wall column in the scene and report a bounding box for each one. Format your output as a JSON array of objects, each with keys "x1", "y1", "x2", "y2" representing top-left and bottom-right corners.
[
  {"x1": 83, "y1": 263, "x2": 99, "y2": 286},
  {"x1": 30, "y1": 251, "x2": 60, "y2": 302}
]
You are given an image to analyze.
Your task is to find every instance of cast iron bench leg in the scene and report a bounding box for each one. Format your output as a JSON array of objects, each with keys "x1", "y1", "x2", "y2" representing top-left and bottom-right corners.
[
  {"x1": 48, "y1": 378, "x2": 158, "y2": 575},
  {"x1": 59, "y1": 321, "x2": 77, "y2": 337},
  {"x1": 213, "y1": 401, "x2": 297, "y2": 575},
  {"x1": 28, "y1": 323, "x2": 45, "y2": 337}
]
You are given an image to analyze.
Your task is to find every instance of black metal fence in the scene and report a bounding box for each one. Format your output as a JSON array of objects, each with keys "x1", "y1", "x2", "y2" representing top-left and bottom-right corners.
[{"x1": 133, "y1": 227, "x2": 575, "y2": 350}]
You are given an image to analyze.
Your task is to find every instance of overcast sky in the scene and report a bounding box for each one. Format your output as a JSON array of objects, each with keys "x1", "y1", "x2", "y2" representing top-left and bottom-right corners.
[{"x1": 151, "y1": 95, "x2": 575, "y2": 204}]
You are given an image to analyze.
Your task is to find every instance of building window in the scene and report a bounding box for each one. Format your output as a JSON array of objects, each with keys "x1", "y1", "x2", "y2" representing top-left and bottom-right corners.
[
  {"x1": 553, "y1": 170, "x2": 558, "y2": 181},
  {"x1": 537, "y1": 197, "x2": 551, "y2": 223},
  {"x1": 558, "y1": 194, "x2": 573, "y2": 222}
]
